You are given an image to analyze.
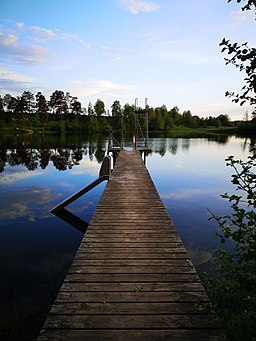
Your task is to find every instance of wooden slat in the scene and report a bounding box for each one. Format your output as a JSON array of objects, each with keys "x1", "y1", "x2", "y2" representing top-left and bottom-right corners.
[
  {"x1": 60, "y1": 282, "x2": 205, "y2": 292},
  {"x1": 44, "y1": 314, "x2": 219, "y2": 329},
  {"x1": 64, "y1": 273, "x2": 201, "y2": 282},
  {"x1": 38, "y1": 150, "x2": 225, "y2": 340},
  {"x1": 54, "y1": 291, "x2": 209, "y2": 303},
  {"x1": 49, "y1": 302, "x2": 207, "y2": 314},
  {"x1": 38, "y1": 329, "x2": 224, "y2": 341}
]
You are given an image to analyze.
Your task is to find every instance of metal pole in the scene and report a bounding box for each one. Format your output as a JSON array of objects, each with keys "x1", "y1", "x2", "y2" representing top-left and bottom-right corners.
[
  {"x1": 134, "y1": 98, "x2": 138, "y2": 149},
  {"x1": 145, "y1": 98, "x2": 148, "y2": 148}
]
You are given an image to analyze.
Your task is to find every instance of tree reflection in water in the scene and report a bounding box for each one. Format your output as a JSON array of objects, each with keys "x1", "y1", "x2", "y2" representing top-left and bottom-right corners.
[
  {"x1": 0, "y1": 134, "x2": 108, "y2": 173},
  {"x1": 0, "y1": 133, "x2": 255, "y2": 173}
]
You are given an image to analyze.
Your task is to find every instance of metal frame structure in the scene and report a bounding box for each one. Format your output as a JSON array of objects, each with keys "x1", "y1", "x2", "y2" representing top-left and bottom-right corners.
[
  {"x1": 50, "y1": 156, "x2": 111, "y2": 232},
  {"x1": 134, "y1": 98, "x2": 149, "y2": 150}
]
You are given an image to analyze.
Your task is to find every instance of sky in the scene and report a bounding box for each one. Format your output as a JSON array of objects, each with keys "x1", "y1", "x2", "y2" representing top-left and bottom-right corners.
[{"x1": 0, "y1": 0, "x2": 255, "y2": 120}]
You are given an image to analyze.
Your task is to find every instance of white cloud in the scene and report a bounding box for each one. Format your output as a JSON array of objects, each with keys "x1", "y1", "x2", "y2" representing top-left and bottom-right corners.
[
  {"x1": 116, "y1": 0, "x2": 161, "y2": 14},
  {"x1": 187, "y1": 246, "x2": 213, "y2": 266},
  {"x1": 231, "y1": 9, "x2": 248, "y2": 23},
  {"x1": 0, "y1": 186, "x2": 62, "y2": 222},
  {"x1": 70, "y1": 79, "x2": 136, "y2": 98},
  {"x1": 101, "y1": 46, "x2": 134, "y2": 62},
  {"x1": 70, "y1": 159, "x2": 100, "y2": 176},
  {"x1": 58, "y1": 32, "x2": 90, "y2": 48},
  {"x1": 0, "y1": 68, "x2": 38, "y2": 83},
  {"x1": 29, "y1": 26, "x2": 90, "y2": 48},
  {"x1": 232, "y1": 8, "x2": 252, "y2": 23},
  {"x1": 0, "y1": 67, "x2": 39, "y2": 93},
  {"x1": 0, "y1": 33, "x2": 18, "y2": 45},
  {"x1": 0, "y1": 30, "x2": 51, "y2": 65},
  {"x1": 0, "y1": 202, "x2": 30, "y2": 220},
  {"x1": 161, "y1": 187, "x2": 223, "y2": 200},
  {"x1": 16, "y1": 22, "x2": 25, "y2": 30},
  {"x1": 30, "y1": 25, "x2": 56, "y2": 42},
  {"x1": 0, "y1": 22, "x2": 90, "y2": 65},
  {"x1": 0, "y1": 169, "x2": 43, "y2": 184},
  {"x1": 228, "y1": 8, "x2": 254, "y2": 29}
]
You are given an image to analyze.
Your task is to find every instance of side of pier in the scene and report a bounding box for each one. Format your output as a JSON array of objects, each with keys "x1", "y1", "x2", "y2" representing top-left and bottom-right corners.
[{"x1": 38, "y1": 149, "x2": 225, "y2": 340}]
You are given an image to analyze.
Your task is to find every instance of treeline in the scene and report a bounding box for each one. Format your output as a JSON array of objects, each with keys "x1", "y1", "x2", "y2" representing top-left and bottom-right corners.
[{"x1": 0, "y1": 90, "x2": 252, "y2": 133}]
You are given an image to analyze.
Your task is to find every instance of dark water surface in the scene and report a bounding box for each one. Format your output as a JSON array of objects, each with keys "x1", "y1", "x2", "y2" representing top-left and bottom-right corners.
[{"x1": 0, "y1": 133, "x2": 254, "y2": 340}]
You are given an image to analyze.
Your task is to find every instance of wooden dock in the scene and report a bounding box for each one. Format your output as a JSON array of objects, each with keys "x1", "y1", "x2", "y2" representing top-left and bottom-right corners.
[{"x1": 38, "y1": 149, "x2": 225, "y2": 340}]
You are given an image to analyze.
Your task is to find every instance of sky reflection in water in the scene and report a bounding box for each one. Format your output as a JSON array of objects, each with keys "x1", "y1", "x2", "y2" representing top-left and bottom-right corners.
[
  {"x1": 146, "y1": 136, "x2": 253, "y2": 268},
  {"x1": 0, "y1": 133, "x2": 253, "y2": 339}
]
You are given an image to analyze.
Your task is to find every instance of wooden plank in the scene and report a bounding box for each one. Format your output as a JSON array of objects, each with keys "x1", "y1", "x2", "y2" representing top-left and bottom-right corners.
[
  {"x1": 44, "y1": 314, "x2": 219, "y2": 329},
  {"x1": 60, "y1": 282, "x2": 205, "y2": 292},
  {"x1": 82, "y1": 238, "x2": 183, "y2": 243},
  {"x1": 70, "y1": 259, "x2": 193, "y2": 266},
  {"x1": 64, "y1": 273, "x2": 201, "y2": 282},
  {"x1": 79, "y1": 247, "x2": 185, "y2": 252},
  {"x1": 38, "y1": 149, "x2": 225, "y2": 340},
  {"x1": 38, "y1": 329, "x2": 224, "y2": 341},
  {"x1": 72, "y1": 252, "x2": 189, "y2": 260},
  {"x1": 49, "y1": 301, "x2": 207, "y2": 314},
  {"x1": 54, "y1": 291, "x2": 209, "y2": 303},
  {"x1": 68, "y1": 266, "x2": 196, "y2": 274},
  {"x1": 76, "y1": 242, "x2": 183, "y2": 248}
]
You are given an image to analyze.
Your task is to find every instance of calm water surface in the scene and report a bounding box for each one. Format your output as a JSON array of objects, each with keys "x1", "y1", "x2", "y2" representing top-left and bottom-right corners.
[{"x1": 0, "y1": 133, "x2": 254, "y2": 340}]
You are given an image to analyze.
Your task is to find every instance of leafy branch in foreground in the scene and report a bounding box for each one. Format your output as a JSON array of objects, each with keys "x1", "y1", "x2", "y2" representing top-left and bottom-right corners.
[
  {"x1": 219, "y1": 39, "x2": 256, "y2": 110},
  {"x1": 220, "y1": 1, "x2": 256, "y2": 114},
  {"x1": 227, "y1": 0, "x2": 256, "y2": 12},
  {"x1": 204, "y1": 154, "x2": 256, "y2": 340}
]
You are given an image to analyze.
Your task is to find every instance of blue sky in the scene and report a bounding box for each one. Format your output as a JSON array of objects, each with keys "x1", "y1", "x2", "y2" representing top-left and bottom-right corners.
[{"x1": 0, "y1": 0, "x2": 255, "y2": 119}]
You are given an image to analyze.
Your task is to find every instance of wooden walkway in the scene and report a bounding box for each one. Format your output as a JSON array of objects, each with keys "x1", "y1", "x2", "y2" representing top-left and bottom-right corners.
[{"x1": 38, "y1": 149, "x2": 225, "y2": 340}]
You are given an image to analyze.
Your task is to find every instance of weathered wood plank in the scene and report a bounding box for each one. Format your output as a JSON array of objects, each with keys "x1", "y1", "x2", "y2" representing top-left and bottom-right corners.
[
  {"x1": 38, "y1": 329, "x2": 225, "y2": 341},
  {"x1": 70, "y1": 259, "x2": 192, "y2": 266},
  {"x1": 54, "y1": 291, "x2": 209, "y2": 303},
  {"x1": 64, "y1": 273, "x2": 201, "y2": 282},
  {"x1": 44, "y1": 314, "x2": 220, "y2": 329},
  {"x1": 49, "y1": 301, "x2": 207, "y2": 314},
  {"x1": 80, "y1": 236, "x2": 181, "y2": 241},
  {"x1": 68, "y1": 265, "x2": 196, "y2": 274},
  {"x1": 77, "y1": 242, "x2": 183, "y2": 248},
  {"x1": 73, "y1": 252, "x2": 188, "y2": 260},
  {"x1": 60, "y1": 282, "x2": 205, "y2": 292},
  {"x1": 77, "y1": 246, "x2": 186, "y2": 252}
]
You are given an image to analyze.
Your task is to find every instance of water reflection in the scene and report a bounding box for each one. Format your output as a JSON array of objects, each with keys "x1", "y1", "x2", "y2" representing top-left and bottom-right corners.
[
  {"x1": 0, "y1": 132, "x2": 254, "y2": 340},
  {"x1": 0, "y1": 134, "x2": 108, "y2": 173},
  {"x1": 149, "y1": 135, "x2": 255, "y2": 157},
  {"x1": 0, "y1": 186, "x2": 60, "y2": 224},
  {"x1": 1, "y1": 134, "x2": 254, "y2": 172}
]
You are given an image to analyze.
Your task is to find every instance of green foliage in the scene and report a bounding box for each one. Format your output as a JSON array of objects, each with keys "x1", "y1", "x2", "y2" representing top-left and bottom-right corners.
[
  {"x1": 57, "y1": 121, "x2": 66, "y2": 133},
  {"x1": 33, "y1": 112, "x2": 40, "y2": 127},
  {"x1": 227, "y1": 0, "x2": 256, "y2": 12},
  {"x1": 220, "y1": 39, "x2": 256, "y2": 110},
  {"x1": 94, "y1": 99, "x2": 105, "y2": 116},
  {"x1": 205, "y1": 154, "x2": 256, "y2": 340},
  {"x1": 36, "y1": 92, "x2": 48, "y2": 128},
  {"x1": 220, "y1": 1, "x2": 256, "y2": 113},
  {"x1": 0, "y1": 89, "x2": 253, "y2": 134},
  {"x1": 70, "y1": 99, "x2": 82, "y2": 116}
]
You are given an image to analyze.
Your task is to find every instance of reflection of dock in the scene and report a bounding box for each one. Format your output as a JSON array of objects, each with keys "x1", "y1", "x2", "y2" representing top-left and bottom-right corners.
[
  {"x1": 108, "y1": 146, "x2": 122, "y2": 152},
  {"x1": 38, "y1": 149, "x2": 225, "y2": 340},
  {"x1": 108, "y1": 147, "x2": 152, "y2": 153}
]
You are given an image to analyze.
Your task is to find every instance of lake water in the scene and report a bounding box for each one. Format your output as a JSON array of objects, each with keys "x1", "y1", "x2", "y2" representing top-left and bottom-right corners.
[{"x1": 0, "y1": 133, "x2": 254, "y2": 340}]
